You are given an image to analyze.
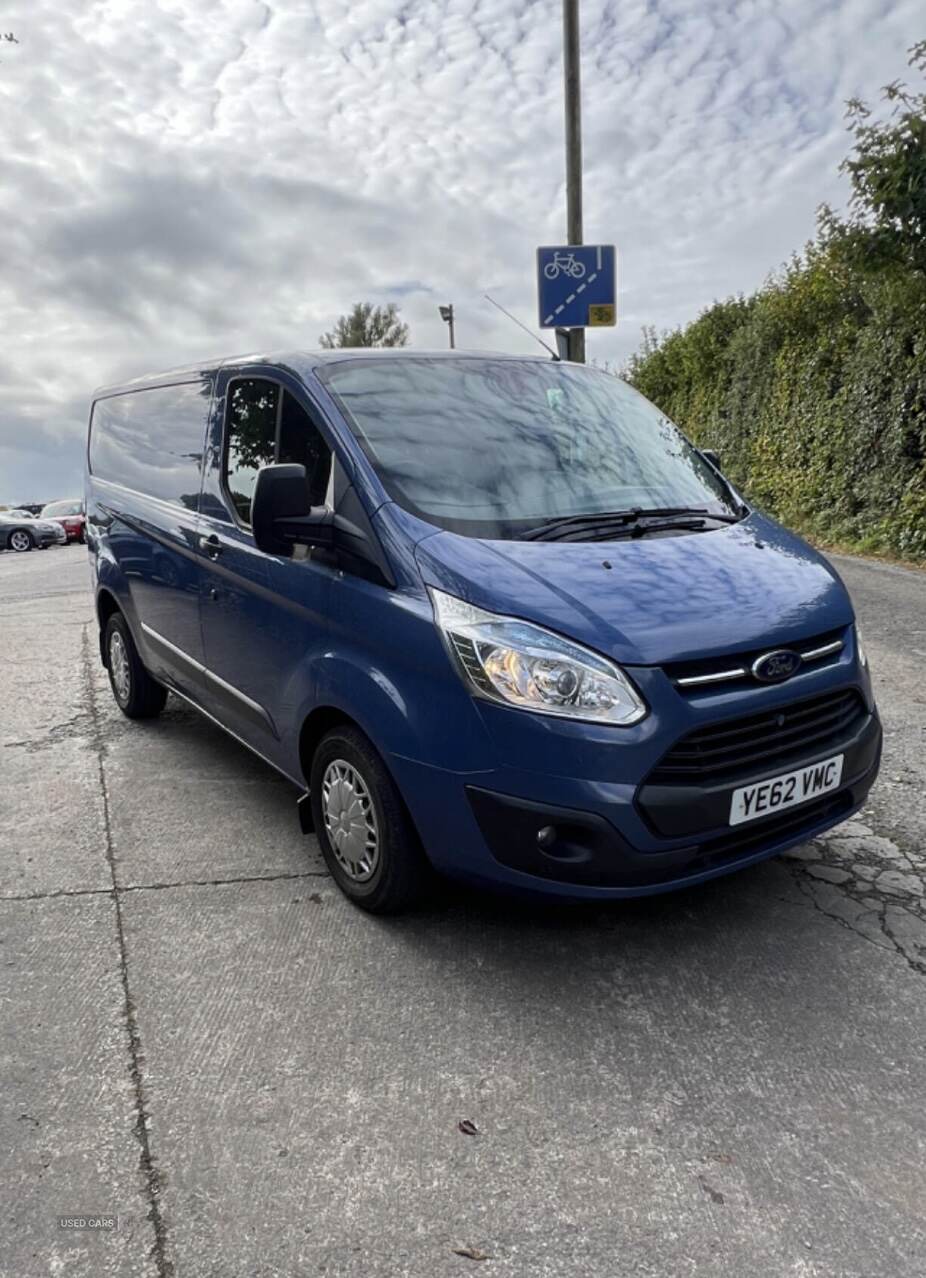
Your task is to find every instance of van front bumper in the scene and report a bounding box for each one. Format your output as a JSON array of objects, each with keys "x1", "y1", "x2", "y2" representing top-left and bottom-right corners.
[{"x1": 389, "y1": 707, "x2": 882, "y2": 900}]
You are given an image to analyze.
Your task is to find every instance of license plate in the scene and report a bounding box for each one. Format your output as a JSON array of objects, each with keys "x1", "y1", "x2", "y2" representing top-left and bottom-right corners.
[{"x1": 729, "y1": 754, "x2": 844, "y2": 826}]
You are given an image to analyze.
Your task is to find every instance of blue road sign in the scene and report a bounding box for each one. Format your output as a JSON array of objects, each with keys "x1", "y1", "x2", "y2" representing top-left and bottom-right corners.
[{"x1": 537, "y1": 244, "x2": 616, "y2": 329}]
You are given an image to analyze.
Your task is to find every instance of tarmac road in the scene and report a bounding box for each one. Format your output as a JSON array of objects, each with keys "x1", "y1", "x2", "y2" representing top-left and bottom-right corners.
[{"x1": 1, "y1": 542, "x2": 924, "y2": 1277}]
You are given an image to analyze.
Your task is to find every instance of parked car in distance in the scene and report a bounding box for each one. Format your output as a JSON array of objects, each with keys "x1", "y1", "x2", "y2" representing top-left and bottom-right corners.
[
  {"x1": 41, "y1": 499, "x2": 86, "y2": 543},
  {"x1": 0, "y1": 511, "x2": 67, "y2": 551},
  {"x1": 85, "y1": 350, "x2": 881, "y2": 914}
]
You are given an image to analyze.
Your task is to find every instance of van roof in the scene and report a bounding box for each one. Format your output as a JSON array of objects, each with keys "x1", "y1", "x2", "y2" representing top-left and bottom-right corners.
[{"x1": 92, "y1": 347, "x2": 555, "y2": 400}]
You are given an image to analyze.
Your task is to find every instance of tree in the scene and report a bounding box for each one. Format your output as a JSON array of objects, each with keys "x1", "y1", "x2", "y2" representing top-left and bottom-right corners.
[
  {"x1": 819, "y1": 41, "x2": 926, "y2": 276},
  {"x1": 319, "y1": 303, "x2": 409, "y2": 349}
]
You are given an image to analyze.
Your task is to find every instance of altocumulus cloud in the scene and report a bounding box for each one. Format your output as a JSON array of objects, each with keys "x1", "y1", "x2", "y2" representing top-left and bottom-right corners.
[{"x1": 0, "y1": 0, "x2": 920, "y2": 500}]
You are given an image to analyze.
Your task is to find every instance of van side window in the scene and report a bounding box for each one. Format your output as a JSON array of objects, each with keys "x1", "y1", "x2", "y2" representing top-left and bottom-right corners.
[
  {"x1": 89, "y1": 381, "x2": 211, "y2": 508},
  {"x1": 279, "y1": 391, "x2": 332, "y2": 507},
  {"x1": 225, "y1": 380, "x2": 278, "y2": 524},
  {"x1": 225, "y1": 379, "x2": 333, "y2": 523}
]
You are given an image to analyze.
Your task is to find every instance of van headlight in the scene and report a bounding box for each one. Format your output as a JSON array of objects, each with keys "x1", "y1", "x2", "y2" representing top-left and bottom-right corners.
[
  {"x1": 430, "y1": 588, "x2": 647, "y2": 725},
  {"x1": 855, "y1": 622, "x2": 868, "y2": 668}
]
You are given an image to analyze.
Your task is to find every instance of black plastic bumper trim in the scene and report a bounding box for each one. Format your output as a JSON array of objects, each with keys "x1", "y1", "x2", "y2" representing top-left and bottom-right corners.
[{"x1": 466, "y1": 735, "x2": 881, "y2": 890}]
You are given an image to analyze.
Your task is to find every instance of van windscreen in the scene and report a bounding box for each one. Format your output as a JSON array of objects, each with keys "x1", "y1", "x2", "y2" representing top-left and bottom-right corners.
[{"x1": 320, "y1": 358, "x2": 739, "y2": 539}]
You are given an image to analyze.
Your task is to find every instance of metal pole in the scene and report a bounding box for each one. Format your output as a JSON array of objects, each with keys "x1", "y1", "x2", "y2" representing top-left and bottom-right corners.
[
  {"x1": 563, "y1": 0, "x2": 585, "y2": 363},
  {"x1": 448, "y1": 304, "x2": 455, "y2": 349}
]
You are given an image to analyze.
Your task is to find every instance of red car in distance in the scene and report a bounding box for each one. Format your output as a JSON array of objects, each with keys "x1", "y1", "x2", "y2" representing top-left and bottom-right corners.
[{"x1": 41, "y1": 499, "x2": 86, "y2": 543}]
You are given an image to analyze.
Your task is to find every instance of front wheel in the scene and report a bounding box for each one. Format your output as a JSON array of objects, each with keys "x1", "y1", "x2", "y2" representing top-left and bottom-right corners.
[
  {"x1": 9, "y1": 530, "x2": 34, "y2": 552},
  {"x1": 310, "y1": 725, "x2": 427, "y2": 913},
  {"x1": 104, "y1": 613, "x2": 168, "y2": 719}
]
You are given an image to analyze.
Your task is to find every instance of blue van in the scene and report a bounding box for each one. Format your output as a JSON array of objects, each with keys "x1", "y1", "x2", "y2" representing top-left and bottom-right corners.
[{"x1": 85, "y1": 350, "x2": 881, "y2": 912}]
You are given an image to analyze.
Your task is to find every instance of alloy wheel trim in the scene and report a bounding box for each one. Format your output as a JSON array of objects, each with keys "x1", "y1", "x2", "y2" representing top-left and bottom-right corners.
[
  {"x1": 321, "y1": 758, "x2": 380, "y2": 882},
  {"x1": 109, "y1": 630, "x2": 131, "y2": 704}
]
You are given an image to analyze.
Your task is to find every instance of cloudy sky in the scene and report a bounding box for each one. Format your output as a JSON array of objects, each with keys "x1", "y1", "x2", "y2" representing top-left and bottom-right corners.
[{"x1": 0, "y1": 0, "x2": 920, "y2": 502}]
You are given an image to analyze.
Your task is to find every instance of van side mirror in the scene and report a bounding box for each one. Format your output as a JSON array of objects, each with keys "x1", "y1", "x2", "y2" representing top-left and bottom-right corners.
[
  {"x1": 701, "y1": 448, "x2": 721, "y2": 470},
  {"x1": 251, "y1": 464, "x2": 334, "y2": 557}
]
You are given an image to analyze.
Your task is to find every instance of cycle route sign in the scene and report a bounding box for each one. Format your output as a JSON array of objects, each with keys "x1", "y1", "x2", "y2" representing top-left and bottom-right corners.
[{"x1": 536, "y1": 244, "x2": 617, "y2": 329}]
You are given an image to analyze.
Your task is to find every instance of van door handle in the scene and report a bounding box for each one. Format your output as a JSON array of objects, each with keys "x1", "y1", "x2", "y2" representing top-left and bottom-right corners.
[{"x1": 199, "y1": 534, "x2": 222, "y2": 560}]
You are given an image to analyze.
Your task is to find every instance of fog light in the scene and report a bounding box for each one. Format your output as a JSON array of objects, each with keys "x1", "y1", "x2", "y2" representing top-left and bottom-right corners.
[{"x1": 536, "y1": 825, "x2": 557, "y2": 849}]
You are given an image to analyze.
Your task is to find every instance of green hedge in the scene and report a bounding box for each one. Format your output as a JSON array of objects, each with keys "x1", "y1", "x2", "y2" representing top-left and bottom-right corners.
[
  {"x1": 626, "y1": 255, "x2": 926, "y2": 562},
  {"x1": 626, "y1": 46, "x2": 926, "y2": 563}
]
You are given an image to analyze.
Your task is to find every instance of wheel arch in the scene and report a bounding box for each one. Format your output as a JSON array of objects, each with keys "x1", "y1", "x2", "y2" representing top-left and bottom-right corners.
[
  {"x1": 96, "y1": 588, "x2": 122, "y2": 667},
  {"x1": 298, "y1": 706, "x2": 358, "y2": 784}
]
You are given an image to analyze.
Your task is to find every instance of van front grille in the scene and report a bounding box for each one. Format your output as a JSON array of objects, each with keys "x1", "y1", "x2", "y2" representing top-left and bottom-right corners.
[
  {"x1": 647, "y1": 688, "x2": 867, "y2": 785},
  {"x1": 663, "y1": 628, "x2": 845, "y2": 691}
]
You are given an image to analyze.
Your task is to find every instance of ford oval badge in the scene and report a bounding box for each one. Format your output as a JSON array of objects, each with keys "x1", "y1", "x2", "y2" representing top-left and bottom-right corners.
[{"x1": 752, "y1": 649, "x2": 802, "y2": 684}]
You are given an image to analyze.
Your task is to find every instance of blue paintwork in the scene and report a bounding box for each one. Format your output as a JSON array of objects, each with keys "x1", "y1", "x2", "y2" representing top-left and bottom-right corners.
[
  {"x1": 412, "y1": 510, "x2": 853, "y2": 665},
  {"x1": 86, "y1": 349, "x2": 878, "y2": 901}
]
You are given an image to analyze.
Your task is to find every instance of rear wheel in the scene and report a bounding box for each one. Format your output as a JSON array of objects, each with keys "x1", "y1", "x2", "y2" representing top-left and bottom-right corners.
[
  {"x1": 310, "y1": 725, "x2": 427, "y2": 913},
  {"x1": 9, "y1": 529, "x2": 34, "y2": 552},
  {"x1": 105, "y1": 613, "x2": 168, "y2": 719}
]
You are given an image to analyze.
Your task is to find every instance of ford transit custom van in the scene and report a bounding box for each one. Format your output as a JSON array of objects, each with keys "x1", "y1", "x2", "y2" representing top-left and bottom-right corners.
[{"x1": 85, "y1": 351, "x2": 881, "y2": 912}]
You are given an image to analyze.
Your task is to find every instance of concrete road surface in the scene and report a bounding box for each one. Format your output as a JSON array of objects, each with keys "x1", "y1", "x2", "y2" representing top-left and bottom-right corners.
[{"x1": 2, "y1": 543, "x2": 925, "y2": 1277}]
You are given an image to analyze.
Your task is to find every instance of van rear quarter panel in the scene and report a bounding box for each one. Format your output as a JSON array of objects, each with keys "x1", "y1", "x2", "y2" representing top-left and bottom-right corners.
[
  {"x1": 87, "y1": 377, "x2": 214, "y2": 693},
  {"x1": 91, "y1": 480, "x2": 204, "y2": 673}
]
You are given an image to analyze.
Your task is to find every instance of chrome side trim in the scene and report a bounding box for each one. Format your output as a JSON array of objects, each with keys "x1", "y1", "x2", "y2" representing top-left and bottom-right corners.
[
  {"x1": 140, "y1": 622, "x2": 205, "y2": 672},
  {"x1": 203, "y1": 665, "x2": 268, "y2": 719},
  {"x1": 676, "y1": 667, "x2": 746, "y2": 687},
  {"x1": 141, "y1": 622, "x2": 275, "y2": 731},
  {"x1": 800, "y1": 638, "x2": 844, "y2": 662}
]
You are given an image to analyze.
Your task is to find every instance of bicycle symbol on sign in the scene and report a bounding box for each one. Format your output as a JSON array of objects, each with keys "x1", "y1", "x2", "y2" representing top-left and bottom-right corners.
[{"x1": 543, "y1": 251, "x2": 586, "y2": 281}]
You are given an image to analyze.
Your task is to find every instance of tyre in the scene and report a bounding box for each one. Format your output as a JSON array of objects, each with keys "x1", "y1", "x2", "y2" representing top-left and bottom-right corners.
[
  {"x1": 309, "y1": 725, "x2": 427, "y2": 913},
  {"x1": 9, "y1": 529, "x2": 34, "y2": 552},
  {"x1": 104, "y1": 613, "x2": 168, "y2": 719}
]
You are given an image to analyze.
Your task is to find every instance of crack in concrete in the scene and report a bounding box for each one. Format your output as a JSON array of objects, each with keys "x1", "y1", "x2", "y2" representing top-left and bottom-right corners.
[
  {"x1": 82, "y1": 623, "x2": 174, "y2": 1278},
  {"x1": 3, "y1": 709, "x2": 97, "y2": 753},
  {"x1": 789, "y1": 866, "x2": 894, "y2": 953},
  {"x1": 1, "y1": 868, "x2": 330, "y2": 905},
  {"x1": 2, "y1": 886, "x2": 114, "y2": 903},
  {"x1": 120, "y1": 870, "x2": 329, "y2": 893},
  {"x1": 783, "y1": 817, "x2": 926, "y2": 978}
]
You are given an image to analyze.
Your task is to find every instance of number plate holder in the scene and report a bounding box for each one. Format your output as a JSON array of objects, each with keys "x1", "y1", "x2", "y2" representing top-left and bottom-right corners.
[{"x1": 729, "y1": 754, "x2": 844, "y2": 826}]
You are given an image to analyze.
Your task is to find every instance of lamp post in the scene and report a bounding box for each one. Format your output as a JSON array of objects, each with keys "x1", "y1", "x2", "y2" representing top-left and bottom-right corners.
[
  {"x1": 438, "y1": 304, "x2": 455, "y2": 349},
  {"x1": 563, "y1": 0, "x2": 584, "y2": 363}
]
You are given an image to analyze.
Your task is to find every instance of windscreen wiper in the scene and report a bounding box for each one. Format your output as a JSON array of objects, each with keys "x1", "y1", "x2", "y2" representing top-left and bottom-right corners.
[{"x1": 516, "y1": 506, "x2": 741, "y2": 543}]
